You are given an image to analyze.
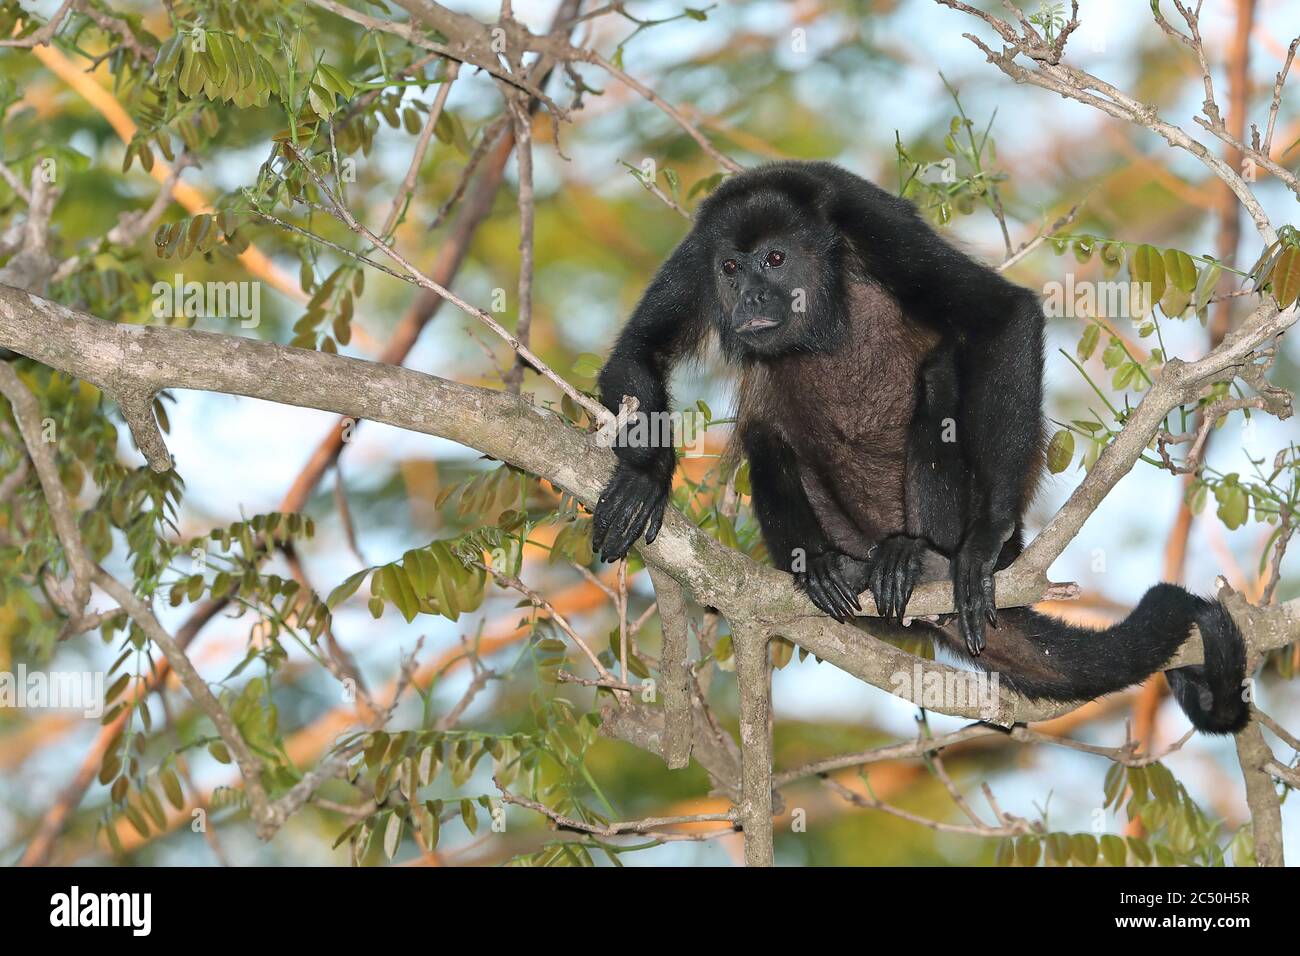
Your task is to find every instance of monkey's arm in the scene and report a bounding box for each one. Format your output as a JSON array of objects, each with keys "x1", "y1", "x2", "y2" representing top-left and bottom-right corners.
[
  {"x1": 592, "y1": 237, "x2": 710, "y2": 562},
  {"x1": 743, "y1": 422, "x2": 868, "y2": 620},
  {"x1": 951, "y1": 288, "x2": 1045, "y2": 653}
]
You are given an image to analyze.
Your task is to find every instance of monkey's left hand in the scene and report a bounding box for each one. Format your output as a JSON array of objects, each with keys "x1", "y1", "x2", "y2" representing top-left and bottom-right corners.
[
  {"x1": 952, "y1": 521, "x2": 1013, "y2": 656},
  {"x1": 796, "y1": 551, "x2": 870, "y2": 622}
]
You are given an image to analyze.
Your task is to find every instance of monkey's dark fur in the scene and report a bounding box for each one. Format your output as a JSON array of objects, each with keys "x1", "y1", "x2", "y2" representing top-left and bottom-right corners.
[{"x1": 593, "y1": 160, "x2": 1248, "y2": 735}]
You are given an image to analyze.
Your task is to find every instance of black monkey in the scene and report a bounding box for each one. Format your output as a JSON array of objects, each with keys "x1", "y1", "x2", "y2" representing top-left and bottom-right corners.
[{"x1": 592, "y1": 161, "x2": 1249, "y2": 735}]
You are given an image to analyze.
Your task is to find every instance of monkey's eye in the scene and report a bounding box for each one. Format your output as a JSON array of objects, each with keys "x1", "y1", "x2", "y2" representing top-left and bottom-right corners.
[
  {"x1": 765, "y1": 250, "x2": 786, "y2": 268},
  {"x1": 721, "y1": 259, "x2": 739, "y2": 275}
]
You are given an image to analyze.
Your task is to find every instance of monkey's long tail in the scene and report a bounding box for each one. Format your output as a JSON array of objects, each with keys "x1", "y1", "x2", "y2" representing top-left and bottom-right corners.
[{"x1": 930, "y1": 583, "x2": 1249, "y2": 734}]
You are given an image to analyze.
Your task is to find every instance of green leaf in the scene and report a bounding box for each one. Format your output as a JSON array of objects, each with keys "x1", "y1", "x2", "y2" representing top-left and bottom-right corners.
[
  {"x1": 1127, "y1": 836, "x2": 1153, "y2": 865},
  {"x1": 1072, "y1": 834, "x2": 1099, "y2": 866},
  {"x1": 1101, "y1": 337, "x2": 1125, "y2": 369},
  {"x1": 413, "y1": 549, "x2": 440, "y2": 604},
  {"x1": 688, "y1": 171, "x2": 724, "y2": 199},
  {"x1": 380, "y1": 564, "x2": 419, "y2": 622},
  {"x1": 1130, "y1": 244, "x2": 1166, "y2": 308},
  {"x1": 418, "y1": 745, "x2": 437, "y2": 785},
  {"x1": 424, "y1": 801, "x2": 443, "y2": 848},
  {"x1": 1271, "y1": 245, "x2": 1300, "y2": 307},
  {"x1": 317, "y1": 63, "x2": 356, "y2": 99},
  {"x1": 734, "y1": 460, "x2": 751, "y2": 496},
  {"x1": 429, "y1": 543, "x2": 463, "y2": 621},
  {"x1": 402, "y1": 549, "x2": 428, "y2": 598},
  {"x1": 1216, "y1": 485, "x2": 1248, "y2": 529},
  {"x1": 308, "y1": 84, "x2": 336, "y2": 120},
  {"x1": 383, "y1": 812, "x2": 403, "y2": 859},
  {"x1": 104, "y1": 673, "x2": 131, "y2": 705},
  {"x1": 1047, "y1": 832, "x2": 1073, "y2": 864},
  {"x1": 1015, "y1": 835, "x2": 1041, "y2": 867},
  {"x1": 160, "y1": 768, "x2": 185, "y2": 810},
  {"x1": 122, "y1": 804, "x2": 150, "y2": 838},
  {"x1": 326, "y1": 568, "x2": 369, "y2": 609},
  {"x1": 1100, "y1": 241, "x2": 1125, "y2": 278},
  {"x1": 153, "y1": 35, "x2": 183, "y2": 80},
  {"x1": 1046, "y1": 429, "x2": 1075, "y2": 474},
  {"x1": 205, "y1": 34, "x2": 229, "y2": 85},
  {"x1": 571, "y1": 353, "x2": 604, "y2": 378},
  {"x1": 663, "y1": 167, "x2": 680, "y2": 199},
  {"x1": 1103, "y1": 761, "x2": 1125, "y2": 807},
  {"x1": 1159, "y1": 284, "x2": 1191, "y2": 318},
  {"x1": 1146, "y1": 762, "x2": 1178, "y2": 804},
  {"x1": 1162, "y1": 248, "x2": 1198, "y2": 292},
  {"x1": 1193, "y1": 260, "x2": 1222, "y2": 320},
  {"x1": 141, "y1": 787, "x2": 167, "y2": 828},
  {"x1": 179, "y1": 46, "x2": 206, "y2": 98},
  {"x1": 1100, "y1": 834, "x2": 1126, "y2": 866},
  {"x1": 1077, "y1": 323, "x2": 1100, "y2": 361}
]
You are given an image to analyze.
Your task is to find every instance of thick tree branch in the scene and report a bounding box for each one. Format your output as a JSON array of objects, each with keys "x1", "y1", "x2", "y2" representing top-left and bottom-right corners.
[
  {"x1": 2, "y1": 287, "x2": 1296, "y2": 729},
  {"x1": 647, "y1": 565, "x2": 692, "y2": 769},
  {"x1": 1234, "y1": 721, "x2": 1285, "y2": 866},
  {"x1": 732, "y1": 624, "x2": 773, "y2": 867}
]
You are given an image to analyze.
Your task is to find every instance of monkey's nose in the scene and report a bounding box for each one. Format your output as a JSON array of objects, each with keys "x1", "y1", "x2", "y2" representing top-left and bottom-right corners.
[{"x1": 742, "y1": 288, "x2": 767, "y2": 308}]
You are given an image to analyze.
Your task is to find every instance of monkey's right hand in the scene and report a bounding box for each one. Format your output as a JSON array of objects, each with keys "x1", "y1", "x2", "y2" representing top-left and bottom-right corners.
[
  {"x1": 796, "y1": 551, "x2": 870, "y2": 622},
  {"x1": 591, "y1": 463, "x2": 670, "y2": 562}
]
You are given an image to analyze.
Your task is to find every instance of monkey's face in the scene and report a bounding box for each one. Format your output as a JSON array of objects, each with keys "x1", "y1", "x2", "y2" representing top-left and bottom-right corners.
[{"x1": 705, "y1": 196, "x2": 847, "y2": 359}]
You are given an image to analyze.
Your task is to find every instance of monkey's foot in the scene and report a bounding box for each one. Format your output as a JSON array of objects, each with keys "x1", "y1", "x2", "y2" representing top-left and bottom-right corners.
[
  {"x1": 796, "y1": 551, "x2": 869, "y2": 622},
  {"x1": 952, "y1": 522, "x2": 1012, "y2": 656},
  {"x1": 866, "y1": 535, "x2": 927, "y2": 624}
]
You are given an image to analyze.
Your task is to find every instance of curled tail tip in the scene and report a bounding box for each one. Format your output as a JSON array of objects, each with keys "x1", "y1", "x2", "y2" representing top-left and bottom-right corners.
[
  {"x1": 1167, "y1": 599, "x2": 1250, "y2": 735},
  {"x1": 1170, "y1": 685, "x2": 1250, "y2": 734}
]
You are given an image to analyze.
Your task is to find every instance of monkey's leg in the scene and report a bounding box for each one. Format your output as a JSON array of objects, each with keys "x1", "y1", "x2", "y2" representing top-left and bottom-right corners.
[
  {"x1": 742, "y1": 422, "x2": 867, "y2": 621},
  {"x1": 952, "y1": 291, "x2": 1044, "y2": 655}
]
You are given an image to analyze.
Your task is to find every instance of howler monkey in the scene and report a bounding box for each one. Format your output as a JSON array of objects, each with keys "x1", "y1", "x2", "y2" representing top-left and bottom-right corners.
[{"x1": 592, "y1": 161, "x2": 1248, "y2": 734}]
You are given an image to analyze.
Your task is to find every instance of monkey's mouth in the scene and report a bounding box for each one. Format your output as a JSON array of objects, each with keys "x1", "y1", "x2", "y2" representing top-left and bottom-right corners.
[{"x1": 735, "y1": 316, "x2": 780, "y2": 333}]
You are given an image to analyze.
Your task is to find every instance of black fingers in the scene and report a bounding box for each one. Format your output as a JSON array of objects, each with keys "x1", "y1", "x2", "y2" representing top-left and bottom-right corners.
[
  {"x1": 643, "y1": 492, "x2": 665, "y2": 545},
  {"x1": 953, "y1": 548, "x2": 996, "y2": 656},
  {"x1": 796, "y1": 571, "x2": 834, "y2": 620},
  {"x1": 983, "y1": 573, "x2": 997, "y2": 628},
  {"x1": 591, "y1": 466, "x2": 669, "y2": 562},
  {"x1": 797, "y1": 553, "x2": 861, "y2": 622},
  {"x1": 866, "y1": 536, "x2": 924, "y2": 625}
]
